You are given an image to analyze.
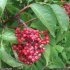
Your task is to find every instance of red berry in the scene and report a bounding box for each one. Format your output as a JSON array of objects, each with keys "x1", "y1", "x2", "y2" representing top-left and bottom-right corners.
[
  {"x1": 12, "y1": 28, "x2": 49, "y2": 64},
  {"x1": 63, "y1": 3, "x2": 70, "y2": 16}
]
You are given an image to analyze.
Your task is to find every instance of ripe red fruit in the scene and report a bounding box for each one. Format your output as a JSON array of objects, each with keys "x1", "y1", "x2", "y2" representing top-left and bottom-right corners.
[
  {"x1": 63, "y1": 3, "x2": 70, "y2": 16},
  {"x1": 12, "y1": 27, "x2": 49, "y2": 64}
]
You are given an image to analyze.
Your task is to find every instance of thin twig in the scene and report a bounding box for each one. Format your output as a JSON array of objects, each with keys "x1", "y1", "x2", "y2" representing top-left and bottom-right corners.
[
  {"x1": 17, "y1": 17, "x2": 37, "y2": 27},
  {"x1": 2, "y1": 4, "x2": 37, "y2": 28},
  {"x1": 18, "y1": 19, "x2": 28, "y2": 28},
  {"x1": 7, "y1": 17, "x2": 37, "y2": 29},
  {"x1": 25, "y1": 18, "x2": 37, "y2": 24},
  {"x1": 3, "y1": 4, "x2": 31, "y2": 23},
  {"x1": 15, "y1": 4, "x2": 31, "y2": 16}
]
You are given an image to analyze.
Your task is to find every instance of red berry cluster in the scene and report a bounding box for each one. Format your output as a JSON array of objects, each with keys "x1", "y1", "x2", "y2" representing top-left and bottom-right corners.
[
  {"x1": 12, "y1": 28, "x2": 49, "y2": 64},
  {"x1": 63, "y1": 3, "x2": 70, "y2": 16}
]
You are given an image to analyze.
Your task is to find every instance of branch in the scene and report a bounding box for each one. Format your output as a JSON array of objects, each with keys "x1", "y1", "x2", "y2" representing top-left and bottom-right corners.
[
  {"x1": 7, "y1": 17, "x2": 37, "y2": 29},
  {"x1": 18, "y1": 18, "x2": 28, "y2": 28},
  {"x1": 3, "y1": 4, "x2": 31, "y2": 23},
  {"x1": 17, "y1": 17, "x2": 37, "y2": 27},
  {"x1": 3, "y1": 4, "x2": 37, "y2": 28},
  {"x1": 15, "y1": 4, "x2": 31, "y2": 17},
  {"x1": 25, "y1": 18, "x2": 37, "y2": 24}
]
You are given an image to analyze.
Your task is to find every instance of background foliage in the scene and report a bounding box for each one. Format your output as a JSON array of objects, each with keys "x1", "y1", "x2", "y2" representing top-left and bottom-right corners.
[{"x1": 0, "y1": 0, "x2": 70, "y2": 70}]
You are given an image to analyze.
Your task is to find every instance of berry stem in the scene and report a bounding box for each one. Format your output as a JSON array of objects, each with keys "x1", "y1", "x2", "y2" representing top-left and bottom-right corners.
[
  {"x1": 19, "y1": 19, "x2": 28, "y2": 28},
  {"x1": 25, "y1": 18, "x2": 37, "y2": 24},
  {"x1": 15, "y1": 15, "x2": 28, "y2": 28}
]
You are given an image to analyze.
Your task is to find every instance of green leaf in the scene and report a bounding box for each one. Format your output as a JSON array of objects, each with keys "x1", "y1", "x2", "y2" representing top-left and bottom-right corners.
[
  {"x1": 49, "y1": 35, "x2": 56, "y2": 45},
  {"x1": 0, "y1": 0, "x2": 7, "y2": 16},
  {"x1": 30, "y1": 20, "x2": 47, "y2": 30},
  {"x1": 43, "y1": 45, "x2": 51, "y2": 66},
  {"x1": 30, "y1": 3, "x2": 57, "y2": 37},
  {"x1": 35, "y1": 61, "x2": 44, "y2": 70},
  {"x1": 61, "y1": 51, "x2": 68, "y2": 61},
  {"x1": 0, "y1": 60, "x2": 1, "y2": 68},
  {"x1": 55, "y1": 45, "x2": 67, "y2": 61},
  {"x1": 66, "y1": 51, "x2": 70, "y2": 60},
  {"x1": 26, "y1": 0, "x2": 33, "y2": 3},
  {"x1": 6, "y1": 4, "x2": 19, "y2": 15},
  {"x1": 6, "y1": 4, "x2": 32, "y2": 21},
  {"x1": 65, "y1": 31, "x2": 70, "y2": 48},
  {"x1": 49, "y1": 47, "x2": 65, "y2": 68},
  {"x1": 55, "y1": 45, "x2": 64, "y2": 53},
  {"x1": 31, "y1": 65, "x2": 38, "y2": 70},
  {"x1": 44, "y1": 45, "x2": 65, "y2": 68},
  {"x1": 56, "y1": 29, "x2": 65, "y2": 43},
  {"x1": 49, "y1": 4, "x2": 69, "y2": 32},
  {"x1": 0, "y1": 42, "x2": 23, "y2": 67},
  {"x1": 2, "y1": 28, "x2": 17, "y2": 43}
]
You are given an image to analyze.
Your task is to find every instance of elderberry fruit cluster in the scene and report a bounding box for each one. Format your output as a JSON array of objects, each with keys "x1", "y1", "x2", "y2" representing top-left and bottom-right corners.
[
  {"x1": 63, "y1": 3, "x2": 70, "y2": 16},
  {"x1": 12, "y1": 28, "x2": 49, "y2": 64}
]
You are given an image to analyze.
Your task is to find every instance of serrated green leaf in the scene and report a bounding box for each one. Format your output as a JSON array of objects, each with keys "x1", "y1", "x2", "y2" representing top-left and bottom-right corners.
[
  {"x1": 0, "y1": 43, "x2": 23, "y2": 67},
  {"x1": 0, "y1": 0, "x2": 7, "y2": 16},
  {"x1": 30, "y1": 3, "x2": 58, "y2": 37},
  {"x1": 49, "y1": 4, "x2": 69, "y2": 32}
]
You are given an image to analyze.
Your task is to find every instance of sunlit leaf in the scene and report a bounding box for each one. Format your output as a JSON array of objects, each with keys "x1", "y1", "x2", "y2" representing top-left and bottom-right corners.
[
  {"x1": 2, "y1": 28, "x2": 17, "y2": 43},
  {"x1": 0, "y1": 0, "x2": 7, "y2": 16},
  {"x1": 49, "y1": 4, "x2": 69, "y2": 32},
  {"x1": 30, "y1": 3, "x2": 58, "y2": 37}
]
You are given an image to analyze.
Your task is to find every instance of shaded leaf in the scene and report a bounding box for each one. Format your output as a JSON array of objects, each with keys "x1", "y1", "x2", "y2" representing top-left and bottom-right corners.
[
  {"x1": 6, "y1": 4, "x2": 19, "y2": 15},
  {"x1": 30, "y1": 20, "x2": 47, "y2": 30}
]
